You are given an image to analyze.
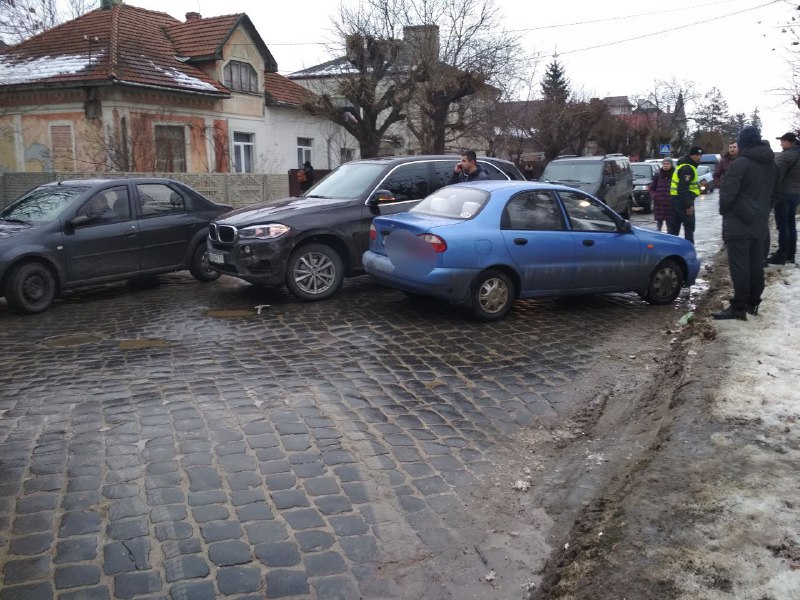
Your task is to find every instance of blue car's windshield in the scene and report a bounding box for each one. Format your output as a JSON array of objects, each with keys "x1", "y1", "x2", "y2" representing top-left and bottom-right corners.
[
  {"x1": 411, "y1": 187, "x2": 490, "y2": 219},
  {"x1": 303, "y1": 163, "x2": 386, "y2": 200},
  {"x1": 0, "y1": 186, "x2": 89, "y2": 223}
]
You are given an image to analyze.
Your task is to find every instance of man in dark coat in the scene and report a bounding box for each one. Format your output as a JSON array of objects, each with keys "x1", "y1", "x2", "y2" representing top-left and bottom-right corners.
[
  {"x1": 766, "y1": 132, "x2": 800, "y2": 264},
  {"x1": 447, "y1": 150, "x2": 489, "y2": 184},
  {"x1": 668, "y1": 146, "x2": 703, "y2": 244},
  {"x1": 713, "y1": 141, "x2": 738, "y2": 187},
  {"x1": 712, "y1": 126, "x2": 781, "y2": 320},
  {"x1": 299, "y1": 161, "x2": 315, "y2": 192}
]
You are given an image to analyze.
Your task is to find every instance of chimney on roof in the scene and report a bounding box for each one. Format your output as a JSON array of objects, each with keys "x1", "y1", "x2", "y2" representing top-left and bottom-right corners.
[
  {"x1": 186, "y1": 12, "x2": 201, "y2": 22},
  {"x1": 101, "y1": 0, "x2": 123, "y2": 9}
]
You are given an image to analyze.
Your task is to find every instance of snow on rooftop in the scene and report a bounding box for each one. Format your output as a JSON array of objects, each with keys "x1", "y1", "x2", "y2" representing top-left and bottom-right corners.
[
  {"x1": 0, "y1": 52, "x2": 104, "y2": 85},
  {"x1": 145, "y1": 58, "x2": 219, "y2": 91}
]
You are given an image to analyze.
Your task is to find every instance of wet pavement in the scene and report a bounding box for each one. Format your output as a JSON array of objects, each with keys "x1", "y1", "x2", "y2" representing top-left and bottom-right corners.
[{"x1": 0, "y1": 196, "x2": 722, "y2": 600}]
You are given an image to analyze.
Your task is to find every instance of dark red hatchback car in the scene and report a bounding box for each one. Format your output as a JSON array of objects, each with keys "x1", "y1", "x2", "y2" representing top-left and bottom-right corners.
[{"x1": 0, "y1": 177, "x2": 232, "y2": 313}]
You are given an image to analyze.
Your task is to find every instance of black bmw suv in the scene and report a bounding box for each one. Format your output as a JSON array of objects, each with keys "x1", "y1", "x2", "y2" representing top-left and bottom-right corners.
[{"x1": 207, "y1": 155, "x2": 524, "y2": 301}]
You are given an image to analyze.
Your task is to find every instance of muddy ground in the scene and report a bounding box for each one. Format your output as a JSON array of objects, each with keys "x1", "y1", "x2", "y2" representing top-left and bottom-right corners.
[{"x1": 521, "y1": 251, "x2": 800, "y2": 600}]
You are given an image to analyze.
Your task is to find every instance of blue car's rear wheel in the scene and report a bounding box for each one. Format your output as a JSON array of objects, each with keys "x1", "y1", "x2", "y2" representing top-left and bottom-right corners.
[
  {"x1": 470, "y1": 269, "x2": 515, "y2": 321},
  {"x1": 643, "y1": 259, "x2": 683, "y2": 304}
]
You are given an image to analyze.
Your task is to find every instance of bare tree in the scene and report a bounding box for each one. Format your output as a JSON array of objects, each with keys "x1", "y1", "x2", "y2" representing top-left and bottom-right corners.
[
  {"x1": 0, "y1": 0, "x2": 98, "y2": 45},
  {"x1": 309, "y1": 0, "x2": 526, "y2": 157}
]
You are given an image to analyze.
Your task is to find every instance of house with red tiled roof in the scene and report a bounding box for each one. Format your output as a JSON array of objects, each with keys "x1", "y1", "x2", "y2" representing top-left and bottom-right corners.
[{"x1": 0, "y1": 0, "x2": 357, "y2": 177}]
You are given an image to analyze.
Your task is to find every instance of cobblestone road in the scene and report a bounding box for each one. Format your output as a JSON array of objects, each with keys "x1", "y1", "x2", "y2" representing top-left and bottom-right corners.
[{"x1": 0, "y1": 219, "x2": 700, "y2": 600}]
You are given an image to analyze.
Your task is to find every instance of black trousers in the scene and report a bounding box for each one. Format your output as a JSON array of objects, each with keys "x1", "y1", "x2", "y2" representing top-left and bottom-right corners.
[
  {"x1": 726, "y1": 237, "x2": 766, "y2": 311},
  {"x1": 667, "y1": 200, "x2": 695, "y2": 244}
]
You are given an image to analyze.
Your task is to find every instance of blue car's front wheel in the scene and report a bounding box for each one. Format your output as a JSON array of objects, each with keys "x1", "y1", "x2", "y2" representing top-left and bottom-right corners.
[
  {"x1": 471, "y1": 269, "x2": 515, "y2": 322},
  {"x1": 643, "y1": 259, "x2": 683, "y2": 305}
]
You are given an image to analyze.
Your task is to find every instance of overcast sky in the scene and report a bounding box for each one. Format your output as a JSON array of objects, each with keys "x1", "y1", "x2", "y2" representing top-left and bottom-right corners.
[{"x1": 127, "y1": 0, "x2": 795, "y2": 152}]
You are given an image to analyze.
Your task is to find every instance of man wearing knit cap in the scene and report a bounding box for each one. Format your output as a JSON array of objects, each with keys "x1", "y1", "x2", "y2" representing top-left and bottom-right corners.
[
  {"x1": 766, "y1": 131, "x2": 800, "y2": 264},
  {"x1": 713, "y1": 125, "x2": 781, "y2": 320},
  {"x1": 668, "y1": 145, "x2": 704, "y2": 243}
]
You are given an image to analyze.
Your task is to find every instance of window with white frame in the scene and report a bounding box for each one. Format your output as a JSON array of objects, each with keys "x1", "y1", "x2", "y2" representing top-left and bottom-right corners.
[
  {"x1": 233, "y1": 132, "x2": 254, "y2": 173},
  {"x1": 297, "y1": 138, "x2": 312, "y2": 168},
  {"x1": 224, "y1": 61, "x2": 259, "y2": 94},
  {"x1": 50, "y1": 124, "x2": 75, "y2": 171},
  {"x1": 340, "y1": 147, "x2": 354, "y2": 165},
  {"x1": 154, "y1": 125, "x2": 187, "y2": 173}
]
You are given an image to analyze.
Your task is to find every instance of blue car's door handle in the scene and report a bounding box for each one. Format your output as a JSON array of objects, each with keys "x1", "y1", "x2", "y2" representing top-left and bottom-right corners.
[
  {"x1": 582, "y1": 239, "x2": 595, "y2": 247},
  {"x1": 513, "y1": 238, "x2": 527, "y2": 245}
]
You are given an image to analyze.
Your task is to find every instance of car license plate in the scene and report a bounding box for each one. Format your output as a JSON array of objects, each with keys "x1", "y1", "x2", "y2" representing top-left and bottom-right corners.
[{"x1": 208, "y1": 251, "x2": 224, "y2": 265}]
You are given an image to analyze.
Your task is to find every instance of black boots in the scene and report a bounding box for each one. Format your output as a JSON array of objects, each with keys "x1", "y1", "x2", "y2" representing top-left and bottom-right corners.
[
  {"x1": 746, "y1": 304, "x2": 760, "y2": 316},
  {"x1": 712, "y1": 306, "x2": 748, "y2": 321},
  {"x1": 766, "y1": 253, "x2": 785, "y2": 265}
]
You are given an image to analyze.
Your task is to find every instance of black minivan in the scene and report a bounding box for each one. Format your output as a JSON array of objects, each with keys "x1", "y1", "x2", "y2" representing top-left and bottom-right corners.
[
  {"x1": 539, "y1": 154, "x2": 634, "y2": 217},
  {"x1": 207, "y1": 155, "x2": 525, "y2": 301}
]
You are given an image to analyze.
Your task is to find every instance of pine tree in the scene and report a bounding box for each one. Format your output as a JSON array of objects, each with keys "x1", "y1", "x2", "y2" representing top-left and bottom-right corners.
[
  {"x1": 693, "y1": 87, "x2": 729, "y2": 133},
  {"x1": 749, "y1": 108, "x2": 762, "y2": 131},
  {"x1": 541, "y1": 57, "x2": 570, "y2": 103}
]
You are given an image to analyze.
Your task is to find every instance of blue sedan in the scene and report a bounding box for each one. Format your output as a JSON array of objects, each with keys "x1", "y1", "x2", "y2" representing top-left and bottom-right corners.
[{"x1": 363, "y1": 181, "x2": 700, "y2": 321}]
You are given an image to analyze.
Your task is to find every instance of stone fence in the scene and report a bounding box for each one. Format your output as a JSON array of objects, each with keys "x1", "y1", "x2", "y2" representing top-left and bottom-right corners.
[{"x1": 0, "y1": 172, "x2": 291, "y2": 209}]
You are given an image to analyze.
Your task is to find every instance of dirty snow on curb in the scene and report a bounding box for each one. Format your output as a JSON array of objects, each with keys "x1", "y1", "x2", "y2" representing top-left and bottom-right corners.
[{"x1": 679, "y1": 266, "x2": 800, "y2": 599}]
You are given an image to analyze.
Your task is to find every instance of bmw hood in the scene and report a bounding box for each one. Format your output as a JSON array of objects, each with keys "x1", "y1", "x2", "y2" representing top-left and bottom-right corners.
[{"x1": 216, "y1": 195, "x2": 352, "y2": 226}]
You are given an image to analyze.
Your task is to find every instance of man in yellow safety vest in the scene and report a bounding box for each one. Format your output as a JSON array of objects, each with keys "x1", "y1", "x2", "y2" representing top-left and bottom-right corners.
[{"x1": 668, "y1": 145, "x2": 703, "y2": 244}]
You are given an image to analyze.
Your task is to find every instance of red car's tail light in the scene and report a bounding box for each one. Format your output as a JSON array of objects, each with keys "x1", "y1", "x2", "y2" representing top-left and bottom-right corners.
[
  {"x1": 369, "y1": 223, "x2": 376, "y2": 240},
  {"x1": 418, "y1": 233, "x2": 447, "y2": 253}
]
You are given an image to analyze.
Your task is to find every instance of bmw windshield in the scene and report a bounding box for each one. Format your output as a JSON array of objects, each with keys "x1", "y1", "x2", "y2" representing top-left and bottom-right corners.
[
  {"x1": 303, "y1": 163, "x2": 386, "y2": 200},
  {"x1": 0, "y1": 186, "x2": 89, "y2": 224}
]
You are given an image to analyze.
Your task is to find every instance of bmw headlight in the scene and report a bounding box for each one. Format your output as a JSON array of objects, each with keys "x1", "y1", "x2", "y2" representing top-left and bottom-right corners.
[
  {"x1": 237, "y1": 223, "x2": 290, "y2": 240},
  {"x1": 634, "y1": 185, "x2": 648, "y2": 191}
]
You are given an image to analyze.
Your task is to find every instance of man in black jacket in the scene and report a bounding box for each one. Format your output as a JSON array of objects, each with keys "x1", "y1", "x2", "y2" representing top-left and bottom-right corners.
[
  {"x1": 447, "y1": 150, "x2": 489, "y2": 184},
  {"x1": 766, "y1": 132, "x2": 800, "y2": 264},
  {"x1": 713, "y1": 126, "x2": 782, "y2": 320}
]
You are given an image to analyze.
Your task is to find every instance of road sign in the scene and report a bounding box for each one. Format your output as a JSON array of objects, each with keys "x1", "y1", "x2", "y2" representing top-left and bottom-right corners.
[{"x1": 659, "y1": 143, "x2": 671, "y2": 155}]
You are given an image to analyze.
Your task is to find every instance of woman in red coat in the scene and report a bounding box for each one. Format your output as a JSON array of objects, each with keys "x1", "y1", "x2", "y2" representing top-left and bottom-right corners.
[{"x1": 649, "y1": 158, "x2": 675, "y2": 231}]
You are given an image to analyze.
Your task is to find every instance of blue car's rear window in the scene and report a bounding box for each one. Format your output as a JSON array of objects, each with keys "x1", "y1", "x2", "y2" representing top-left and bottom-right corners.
[{"x1": 411, "y1": 187, "x2": 490, "y2": 219}]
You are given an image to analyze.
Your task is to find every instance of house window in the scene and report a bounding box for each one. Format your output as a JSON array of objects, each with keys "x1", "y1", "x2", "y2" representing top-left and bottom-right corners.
[
  {"x1": 50, "y1": 125, "x2": 75, "y2": 171},
  {"x1": 154, "y1": 125, "x2": 186, "y2": 173},
  {"x1": 297, "y1": 138, "x2": 312, "y2": 168},
  {"x1": 340, "y1": 147, "x2": 354, "y2": 164},
  {"x1": 233, "y1": 132, "x2": 254, "y2": 173},
  {"x1": 223, "y1": 61, "x2": 259, "y2": 93}
]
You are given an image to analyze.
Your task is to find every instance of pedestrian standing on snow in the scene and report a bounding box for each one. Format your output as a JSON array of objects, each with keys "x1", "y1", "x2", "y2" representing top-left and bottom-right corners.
[
  {"x1": 713, "y1": 141, "x2": 738, "y2": 188},
  {"x1": 447, "y1": 150, "x2": 489, "y2": 185},
  {"x1": 668, "y1": 146, "x2": 704, "y2": 244},
  {"x1": 765, "y1": 132, "x2": 800, "y2": 265},
  {"x1": 713, "y1": 125, "x2": 781, "y2": 320},
  {"x1": 650, "y1": 157, "x2": 675, "y2": 232}
]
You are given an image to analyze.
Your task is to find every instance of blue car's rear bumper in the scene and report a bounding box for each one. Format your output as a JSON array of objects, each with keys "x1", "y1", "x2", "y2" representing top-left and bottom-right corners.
[{"x1": 363, "y1": 251, "x2": 475, "y2": 303}]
